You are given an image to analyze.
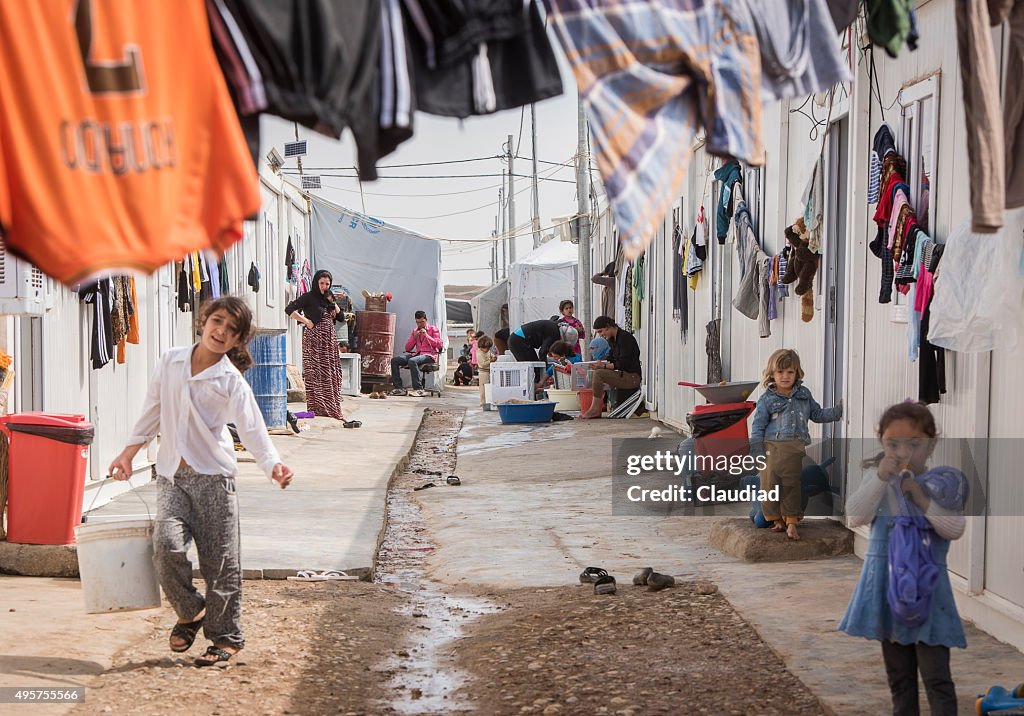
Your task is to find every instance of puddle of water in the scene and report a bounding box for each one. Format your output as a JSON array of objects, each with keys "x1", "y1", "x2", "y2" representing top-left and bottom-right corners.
[
  {"x1": 457, "y1": 424, "x2": 573, "y2": 456},
  {"x1": 375, "y1": 410, "x2": 499, "y2": 715}
]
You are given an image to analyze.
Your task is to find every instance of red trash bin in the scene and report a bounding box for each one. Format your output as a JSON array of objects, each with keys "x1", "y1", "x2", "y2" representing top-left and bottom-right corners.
[{"x1": 0, "y1": 412, "x2": 95, "y2": 545}]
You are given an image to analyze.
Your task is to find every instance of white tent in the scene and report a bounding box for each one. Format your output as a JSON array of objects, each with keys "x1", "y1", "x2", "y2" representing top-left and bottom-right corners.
[
  {"x1": 508, "y1": 240, "x2": 578, "y2": 327},
  {"x1": 470, "y1": 279, "x2": 509, "y2": 336}
]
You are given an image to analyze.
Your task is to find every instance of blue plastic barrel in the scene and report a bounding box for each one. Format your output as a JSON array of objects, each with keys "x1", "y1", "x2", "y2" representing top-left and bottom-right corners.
[{"x1": 245, "y1": 328, "x2": 287, "y2": 428}]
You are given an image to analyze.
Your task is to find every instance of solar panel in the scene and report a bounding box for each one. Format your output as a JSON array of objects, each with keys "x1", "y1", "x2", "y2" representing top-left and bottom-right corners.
[
  {"x1": 301, "y1": 175, "x2": 322, "y2": 189},
  {"x1": 284, "y1": 140, "x2": 307, "y2": 157}
]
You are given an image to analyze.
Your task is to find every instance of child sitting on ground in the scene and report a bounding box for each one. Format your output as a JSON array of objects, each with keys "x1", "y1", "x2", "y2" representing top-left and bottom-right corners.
[
  {"x1": 749, "y1": 348, "x2": 842, "y2": 541},
  {"x1": 453, "y1": 356, "x2": 473, "y2": 385},
  {"x1": 839, "y1": 401, "x2": 967, "y2": 715}
]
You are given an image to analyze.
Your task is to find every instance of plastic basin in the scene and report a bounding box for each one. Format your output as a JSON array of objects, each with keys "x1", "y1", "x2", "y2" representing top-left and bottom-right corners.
[{"x1": 496, "y1": 402, "x2": 556, "y2": 424}]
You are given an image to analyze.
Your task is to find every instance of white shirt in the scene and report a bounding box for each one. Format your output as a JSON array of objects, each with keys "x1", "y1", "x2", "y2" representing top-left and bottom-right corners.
[{"x1": 128, "y1": 345, "x2": 281, "y2": 482}]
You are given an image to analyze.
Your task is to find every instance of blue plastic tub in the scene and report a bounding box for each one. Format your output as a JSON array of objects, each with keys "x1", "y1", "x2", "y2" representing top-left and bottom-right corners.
[{"x1": 496, "y1": 402, "x2": 556, "y2": 424}]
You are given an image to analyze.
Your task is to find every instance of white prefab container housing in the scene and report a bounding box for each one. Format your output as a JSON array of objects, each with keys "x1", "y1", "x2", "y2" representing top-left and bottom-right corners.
[{"x1": 586, "y1": 1, "x2": 1024, "y2": 650}]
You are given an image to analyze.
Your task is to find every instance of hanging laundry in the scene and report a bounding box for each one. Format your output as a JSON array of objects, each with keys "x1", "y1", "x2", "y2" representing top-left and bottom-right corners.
[
  {"x1": 0, "y1": 0, "x2": 258, "y2": 284},
  {"x1": 623, "y1": 264, "x2": 634, "y2": 333},
  {"x1": 207, "y1": 255, "x2": 222, "y2": 299},
  {"x1": 776, "y1": 246, "x2": 791, "y2": 299},
  {"x1": 408, "y1": 1, "x2": 562, "y2": 119},
  {"x1": 672, "y1": 226, "x2": 688, "y2": 340},
  {"x1": 715, "y1": 162, "x2": 745, "y2": 244},
  {"x1": 285, "y1": 236, "x2": 296, "y2": 282},
  {"x1": 867, "y1": 123, "x2": 897, "y2": 204},
  {"x1": 248, "y1": 262, "x2": 261, "y2": 293},
  {"x1": 825, "y1": 0, "x2": 860, "y2": 32},
  {"x1": 117, "y1": 278, "x2": 141, "y2": 364},
  {"x1": 748, "y1": 0, "x2": 852, "y2": 101},
  {"x1": 686, "y1": 221, "x2": 704, "y2": 278},
  {"x1": 733, "y1": 248, "x2": 772, "y2": 338},
  {"x1": 801, "y1": 156, "x2": 825, "y2": 253},
  {"x1": 544, "y1": 0, "x2": 764, "y2": 260},
  {"x1": 177, "y1": 262, "x2": 194, "y2": 312},
  {"x1": 929, "y1": 220, "x2": 1024, "y2": 352},
  {"x1": 79, "y1": 280, "x2": 114, "y2": 370},
  {"x1": 864, "y1": 0, "x2": 917, "y2": 58},
  {"x1": 379, "y1": 0, "x2": 416, "y2": 158},
  {"x1": 694, "y1": 206, "x2": 709, "y2": 262},
  {"x1": 110, "y1": 277, "x2": 131, "y2": 350},
  {"x1": 219, "y1": 256, "x2": 230, "y2": 296},
  {"x1": 953, "y1": 0, "x2": 1024, "y2": 233},
  {"x1": 632, "y1": 254, "x2": 645, "y2": 332}
]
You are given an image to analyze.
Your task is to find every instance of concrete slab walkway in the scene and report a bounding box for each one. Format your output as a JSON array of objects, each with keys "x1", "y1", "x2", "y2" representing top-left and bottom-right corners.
[
  {"x1": 418, "y1": 405, "x2": 1024, "y2": 716},
  {"x1": 86, "y1": 397, "x2": 426, "y2": 573}
]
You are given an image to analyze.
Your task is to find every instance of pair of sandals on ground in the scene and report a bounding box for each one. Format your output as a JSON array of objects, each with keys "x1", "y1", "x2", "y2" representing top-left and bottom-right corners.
[
  {"x1": 168, "y1": 611, "x2": 235, "y2": 668},
  {"x1": 388, "y1": 388, "x2": 431, "y2": 397},
  {"x1": 579, "y1": 566, "x2": 675, "y2": 595}
]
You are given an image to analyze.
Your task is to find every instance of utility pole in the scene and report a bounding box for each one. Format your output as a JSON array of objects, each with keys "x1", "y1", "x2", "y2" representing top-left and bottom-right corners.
[
  {"x1": 491, "y1": 218, "x2": 498, "y2": 285},
  {"x1": 507, "y1": 134, "x2": 517, "y2": 265},
  {"x1": 499, "y1": 174, "x2": 507, "y2": 280},
  {"x1": 576, "y1": 95, "x2": 593, "y2": 357},
  {"x1": 531, "y1": 104, "x2": 542, "y2": 249}
]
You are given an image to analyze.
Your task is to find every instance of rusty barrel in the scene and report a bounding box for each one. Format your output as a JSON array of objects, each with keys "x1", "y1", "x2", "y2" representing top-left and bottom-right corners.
[{"x1": 356, "y1": 311, "x2": 397, "y2": 378}]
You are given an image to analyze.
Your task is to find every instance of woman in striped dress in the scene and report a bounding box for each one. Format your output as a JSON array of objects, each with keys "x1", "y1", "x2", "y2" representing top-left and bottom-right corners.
[{"x1": 285, "y1": 270, "x2": 360, "y2": 427}]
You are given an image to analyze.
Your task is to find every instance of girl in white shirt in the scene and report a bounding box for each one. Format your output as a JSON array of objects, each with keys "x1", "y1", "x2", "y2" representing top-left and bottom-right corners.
[{"x1": 109, "y1": 297, "x2": 293, "y2": 667}]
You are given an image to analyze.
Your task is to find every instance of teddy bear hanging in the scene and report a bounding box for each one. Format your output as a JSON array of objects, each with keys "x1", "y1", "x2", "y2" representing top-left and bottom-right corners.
[{"x1": 779, "y1": 217, "x2": 819, "y2": 322}]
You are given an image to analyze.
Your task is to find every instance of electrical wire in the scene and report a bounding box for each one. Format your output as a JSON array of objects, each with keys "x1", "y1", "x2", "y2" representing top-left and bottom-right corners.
[{"x1": 282, "y1": 170, "x2": 576, "y2": 184}]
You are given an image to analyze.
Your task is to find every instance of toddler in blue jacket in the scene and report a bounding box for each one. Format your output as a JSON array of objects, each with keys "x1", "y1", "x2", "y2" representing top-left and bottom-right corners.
[{"x1": 750, "y1": 349, "x2": 842, "y2": 541}]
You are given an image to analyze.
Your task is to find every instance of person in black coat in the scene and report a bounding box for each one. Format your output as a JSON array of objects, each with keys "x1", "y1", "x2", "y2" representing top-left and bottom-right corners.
[
  {"x1": 579, "y1": 316, "x2": 642, "y2": 419},
  {"x1": 508, "y1": 319, "x2": 563, "y2": 392}
]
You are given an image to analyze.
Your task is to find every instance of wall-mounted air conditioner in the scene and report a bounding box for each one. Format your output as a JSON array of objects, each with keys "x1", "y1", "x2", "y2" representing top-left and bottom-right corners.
[{"x1": 0, "y1": 240, "x2": 51, "y2": 316}]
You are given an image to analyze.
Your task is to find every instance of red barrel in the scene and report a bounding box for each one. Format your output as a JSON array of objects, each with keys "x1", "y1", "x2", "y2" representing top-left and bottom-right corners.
[
  {"x1": 0, "y1": 412, "x2": 94, "y2": 545},
  {"x1": 356, "y1": 311, "x2": 397, "y2": 378}
]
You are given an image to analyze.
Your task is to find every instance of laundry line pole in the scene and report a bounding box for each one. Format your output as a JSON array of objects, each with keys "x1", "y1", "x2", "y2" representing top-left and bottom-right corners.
[
  {"x1": 531, "y1": 104, "x2": 542, "y2": 249},
  {"x1": 507, "y1": 134, "x2": 517, "y2": 265},
  {"x1": 576, "y1": 94, "x2": 592, "y2": 355}
]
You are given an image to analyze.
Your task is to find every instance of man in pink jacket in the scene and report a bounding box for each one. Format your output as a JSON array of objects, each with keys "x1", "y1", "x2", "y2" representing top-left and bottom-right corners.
[{"x1": 390, "y1": 310, "x2": 443, "y2": 396}]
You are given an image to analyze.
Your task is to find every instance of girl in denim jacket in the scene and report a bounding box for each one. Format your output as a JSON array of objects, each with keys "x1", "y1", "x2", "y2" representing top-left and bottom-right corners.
[{"x1": 750, "y1": 349, "x2": 842, "y2": 541}]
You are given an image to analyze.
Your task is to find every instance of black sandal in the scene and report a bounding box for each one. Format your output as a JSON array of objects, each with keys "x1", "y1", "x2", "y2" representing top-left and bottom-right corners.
[
  {"x1": 195, "y1": 645, "x2": 237, "y2": 667},
  {"x1": 343, "y1": 420, "x2": 362, "y2": 429},
  {"x1": 169, "y1": 617, "x2": 204, "y2": 653}
]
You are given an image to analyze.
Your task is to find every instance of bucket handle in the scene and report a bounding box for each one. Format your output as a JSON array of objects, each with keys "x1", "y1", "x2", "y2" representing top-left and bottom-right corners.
[{"x1": 84, "y1": 473, "x2": 153, "y2": 522}]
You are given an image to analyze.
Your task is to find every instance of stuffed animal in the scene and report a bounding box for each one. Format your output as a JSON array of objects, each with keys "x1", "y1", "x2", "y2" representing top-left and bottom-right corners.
[{"x1": 780, "y1": 217, "x2": 820, "y2": 297}]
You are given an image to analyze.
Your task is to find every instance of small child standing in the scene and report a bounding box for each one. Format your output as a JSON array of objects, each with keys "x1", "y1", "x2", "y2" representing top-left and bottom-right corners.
[
  {"x1": 453, "y1": 356, "x2": 474, "y2": 385},
  {"x1": 475, "y1": 335, "x2": 494, "y2": 406},
  {"x1": 840, "y1": 401, "x2": 966, "y2": 715},
  {"x1": 108, "y1": 297, "x2": 293, "y2": 667},
  {"x1": 750, "y1": 349, "x2": 842, "y2": 541}
]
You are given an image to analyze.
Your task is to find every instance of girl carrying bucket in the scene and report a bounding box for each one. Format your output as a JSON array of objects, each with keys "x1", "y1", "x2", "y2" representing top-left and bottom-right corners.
[
  {"x1": 108, "y1": 296, "x2": 294, "y2": 667},
  {"x1": 840, "y1": 401, "x2": 967, "y2": 715}
]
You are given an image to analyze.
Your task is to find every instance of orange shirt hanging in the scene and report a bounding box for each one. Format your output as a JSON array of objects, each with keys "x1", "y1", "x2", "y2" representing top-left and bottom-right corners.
[{"x1": 0, "y1": 0, "x2": 259, "y2": 284}]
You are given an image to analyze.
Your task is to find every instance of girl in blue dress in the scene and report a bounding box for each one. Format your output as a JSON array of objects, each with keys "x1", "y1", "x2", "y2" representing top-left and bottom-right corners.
[{"x1": 840, "y1": 402, "x2": 966, "y2": 716}]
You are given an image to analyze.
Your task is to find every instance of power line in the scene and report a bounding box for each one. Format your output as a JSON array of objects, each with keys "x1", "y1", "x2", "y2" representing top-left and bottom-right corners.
[{"x1": 282, "y1": 170, "x2": 576, "y2": 184}]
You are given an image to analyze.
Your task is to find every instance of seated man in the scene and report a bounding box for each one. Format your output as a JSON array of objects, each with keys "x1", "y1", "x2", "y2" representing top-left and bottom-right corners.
[
  {"x1": 579, "y1": 316, "x2": 642, "y2": 419},
  {"x1": 390, "y1": 310, "x2": 443, "y2": 396}
]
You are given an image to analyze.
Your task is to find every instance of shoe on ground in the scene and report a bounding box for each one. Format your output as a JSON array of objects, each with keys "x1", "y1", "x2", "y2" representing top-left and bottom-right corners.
[
  {"x1": 633, "y1": 567, "x2": 653, "y2": 586},
  {"x1": 593, "y1": 575, "x2": 617, "y2": 595},
  {"x1": 647, "y1": 572, "x2": 675, "y2": 592},
  {"x1": 389, "y1": 388, "x2": 407, "y2": 396},
  {"x1": 579, "y1": 566, "x2": 608, "y2": 584}
]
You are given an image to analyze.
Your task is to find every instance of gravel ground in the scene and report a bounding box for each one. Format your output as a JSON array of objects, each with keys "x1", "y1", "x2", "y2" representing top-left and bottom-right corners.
[
  {"x1": 453, "y1": 582, "x2": 827, "y2": 716},
  {"x1": 71, "y1": 581, "x2": 412, "y2": 716}
]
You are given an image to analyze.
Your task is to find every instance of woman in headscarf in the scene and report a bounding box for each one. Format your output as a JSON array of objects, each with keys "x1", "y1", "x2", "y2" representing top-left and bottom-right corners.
[{"x1": 285, "y1": 270, "x2": 360, "y2": 427}]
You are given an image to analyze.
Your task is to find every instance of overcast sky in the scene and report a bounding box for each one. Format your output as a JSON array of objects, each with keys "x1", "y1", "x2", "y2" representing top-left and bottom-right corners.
[{"x1": 259, "y1": 52, "x2": 586, "y2": 289}]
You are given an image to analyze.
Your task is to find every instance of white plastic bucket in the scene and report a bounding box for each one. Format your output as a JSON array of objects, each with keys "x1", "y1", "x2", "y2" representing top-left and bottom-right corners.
[
  {"x1": 75, "y1": 519, "x2": 161, "y2": 613},
  {"x1": 547, "y1": 389, "x2": 580, "y2": 412}
]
